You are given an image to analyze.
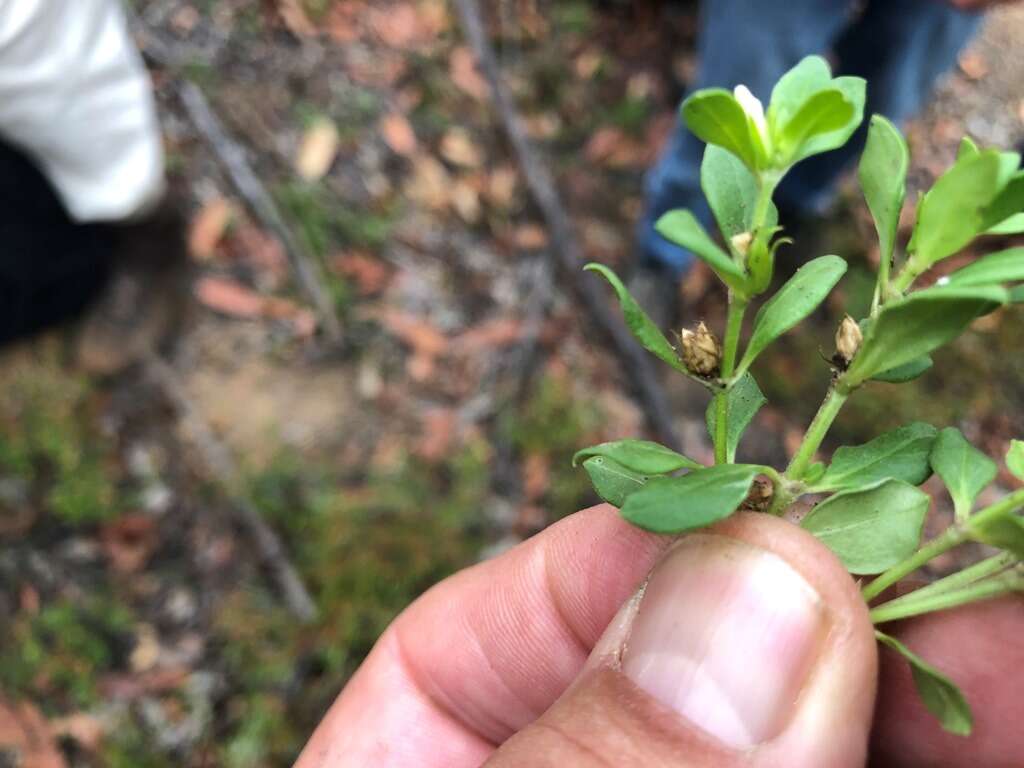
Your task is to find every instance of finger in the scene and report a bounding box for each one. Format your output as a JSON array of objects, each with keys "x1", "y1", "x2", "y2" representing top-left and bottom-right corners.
[
  {"x1": 294, "y1": 504, "x2": 672, "y2": 768},
  {"x1": 486, "y1": 513, "x2": 878, "y2": 767},
  {"x1": 871, "y1": 595, "x2": 1024, "y2": 767}
]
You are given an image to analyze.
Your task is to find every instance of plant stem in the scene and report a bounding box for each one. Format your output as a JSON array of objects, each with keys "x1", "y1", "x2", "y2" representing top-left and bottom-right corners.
[
  {"x1": 891, "y1": 258, "x2": 923, "y2": 294},
  {"x1": 714, "y1": 295, "x2": 748, "y2": 464},
  {"x1": 870, "y1": 569, "x2": 1024, "y2": 624},
  {"x1": 871, "y1": 552, "x2": 1018, "y2": 615},
  {"x1": 785, "y1": 385, "x2": 849, "y2": 480},
  {"x1": 871, "y1": 249, "x2": 895, "y2": 316},
  {"x1": 862, "y1": 526, "x2": 964, "y2": 602}
]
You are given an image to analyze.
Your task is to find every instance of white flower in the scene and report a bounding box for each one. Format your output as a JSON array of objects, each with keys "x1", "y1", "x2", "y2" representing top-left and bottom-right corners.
[{"x1": 733, "y1": 84, "x2": 770, "y2": 150}]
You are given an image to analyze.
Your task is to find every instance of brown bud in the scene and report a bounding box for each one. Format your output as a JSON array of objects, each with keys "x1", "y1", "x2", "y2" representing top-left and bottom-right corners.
[
  {"x1": 835, "y1": 315, "x2": 862, "y2": 364},
  {"x1": 680, "y1": 321, "x2": 722, "y2": 377},
  {"x1": 741, "y1": 477, "x2": 774, "y2": 512},
  {"x1": 730, "y1": 231, "x2": 753, "y2": 257}
]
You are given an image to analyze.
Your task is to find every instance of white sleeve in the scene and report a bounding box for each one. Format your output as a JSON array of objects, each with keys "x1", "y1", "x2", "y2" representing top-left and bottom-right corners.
[{"x1": 0, "y1": 0, "x2": 164, "y2": 223}]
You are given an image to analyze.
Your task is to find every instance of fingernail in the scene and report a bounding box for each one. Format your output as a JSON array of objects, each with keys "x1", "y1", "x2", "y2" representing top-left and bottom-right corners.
[{"x1": 622, "y1": 535, "x2": 827, "y2": 748}]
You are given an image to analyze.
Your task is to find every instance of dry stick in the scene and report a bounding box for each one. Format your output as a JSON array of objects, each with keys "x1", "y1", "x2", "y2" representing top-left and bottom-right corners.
[
  {"x1": 145, "y1": 353, "x2": 318, "y2": 623},
  {"x1": 452, "y1": 0, "x2": 682, "y2": 452},
  {"x1": 132, "y1": 20, "x2": 342, "y2": 344}
]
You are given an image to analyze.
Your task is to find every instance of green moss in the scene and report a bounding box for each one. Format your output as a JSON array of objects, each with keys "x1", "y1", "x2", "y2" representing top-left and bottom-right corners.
[{"x1": 0, "y1": 597, "x2": 134, "y2": 710}]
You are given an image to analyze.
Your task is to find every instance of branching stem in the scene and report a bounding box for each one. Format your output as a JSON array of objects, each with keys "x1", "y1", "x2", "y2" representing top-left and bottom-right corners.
[
  {"x1": 785, "y1": 384, "x2": 850, "y2": 480},
  {"x1": 870, "y1": 569, "x2": 1024, "y2": 623}
]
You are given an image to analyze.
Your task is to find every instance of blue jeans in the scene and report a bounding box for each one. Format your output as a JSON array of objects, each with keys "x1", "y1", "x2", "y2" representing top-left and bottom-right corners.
[{"x1": 641, "y1": 0, "x2": 984, "y2": 275}]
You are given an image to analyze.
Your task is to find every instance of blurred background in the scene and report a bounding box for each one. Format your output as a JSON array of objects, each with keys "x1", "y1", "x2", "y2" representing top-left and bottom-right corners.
[{"x1": 0, "y1": 0, "x2": 1022, "y2": 764}]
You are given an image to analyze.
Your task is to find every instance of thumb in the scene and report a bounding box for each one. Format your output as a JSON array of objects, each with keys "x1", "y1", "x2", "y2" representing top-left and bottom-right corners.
[{"x1": 485, "y1": 513, "x2": 878, "y2": 768}]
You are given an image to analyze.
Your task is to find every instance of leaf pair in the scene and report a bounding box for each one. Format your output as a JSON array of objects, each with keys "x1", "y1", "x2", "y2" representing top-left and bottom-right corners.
[
  {"x1": 682, "y1": 56, "x2": 865, "y2": 173},
  {"x1": 576, "y1": 440, "x2": 700, "y2": 508},
  {"x1": 843, "y1": 284, "x2": 1009, "y2": 387}
]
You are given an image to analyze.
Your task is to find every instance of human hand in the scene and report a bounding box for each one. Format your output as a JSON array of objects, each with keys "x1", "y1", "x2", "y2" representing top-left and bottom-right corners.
[{"x1": 295, "y1": 505, "x2": 1024, "y2": 767}]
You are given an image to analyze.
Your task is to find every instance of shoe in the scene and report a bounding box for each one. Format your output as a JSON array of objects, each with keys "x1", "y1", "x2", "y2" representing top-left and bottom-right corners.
[{"x1": 75, "y1": 199, "x2": 191, "y2": 376}]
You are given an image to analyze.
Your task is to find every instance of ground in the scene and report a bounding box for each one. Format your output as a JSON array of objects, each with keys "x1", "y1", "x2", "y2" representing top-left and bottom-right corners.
[{"x1": 1, "y1": 1, "x2": 1023, "y2": 765}]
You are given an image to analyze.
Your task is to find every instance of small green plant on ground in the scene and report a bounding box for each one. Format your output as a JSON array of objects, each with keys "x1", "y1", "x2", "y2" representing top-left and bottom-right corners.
[{"x1": 577, "y1": 56, "x2": 1024, "y2": 736}]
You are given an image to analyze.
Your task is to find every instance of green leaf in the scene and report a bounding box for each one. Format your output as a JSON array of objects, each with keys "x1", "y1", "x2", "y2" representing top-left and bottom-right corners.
[
  {"x1": 908, "y1": 150, "x2": 1009, "y2": 266},
  {"x1": 705, "y1": 373, "x2": 767, "y2": 463},
  {"x1": 784, "y1": 76, "x2": 865, "y2": 165},
  {"x1": 582, "y1": 456, "x2": 647, "y2": 508},
  {"x1": 930, "y1": 427, "x2": 997, "y2": 519},
  {"x1": 844, "y1": 284, "x2": 1008, "y2": 386},
  {"x1": 858, "y1": 115, "x2": 909, "y2": 266},
  {"x1": 1013, "y1": 286, "x2": 1024, "y2": 303},
  {"x1": 767, "y1": 56, "x2": 833, "y2": 130},
  {"x1": 775, "y1": 88, "x2": 855, "y2": 164},
  {"x1": 814, "y1": 423, "x2": 937, "y2": 493},
  {"x1": 573, "y1": 440, "x2": 701, "y2": 474},
  {"x1": 620, "y1": 464, "x2": 759, "y2": 534},
  {"x1": 737, "y1": 255, "x2": 847, "y2": 373},
  {"x1": 986, "y1": 212, "x2": 1024, "y2": 236},
  {"x1": 971, "y1": 513, "x2": 1024, "y2": 558},
  {"x1": 803, "y1": 461, "x2": 827, "y2": 485},
  {"x1": 655, "y1": 210, "x2": 747, "y2": 290},
  {"x1": 584, "y1": 263, "x2": 689, "y2": 375},
  {"x1": 800, "y1": 479, "x2": 929, "y2": 574},
  {"x1": 947, "y1": 247, "x2": 1024, "y2": 287},
  {"x1": 1007, "y1": 440, "x2": 1024, "y2": 481},
  {"x1": 701, "y1": 145, "x2": 759, "y2": 241},
  {"x1": 981, "y1": 169, "x2": 1024, "y2": 231},
  {"x1": 957, "y1": 136, "x2": 979, "y2": 160},
  {"x1": 875, "y1": 631, "x2": 973, "y2": 736},
  {"x1": 871, "y1": 355, "x2": 933, "y2": 384},
  {"x1": 681, "y1": 89, "x2": 761, "y2": 171}
]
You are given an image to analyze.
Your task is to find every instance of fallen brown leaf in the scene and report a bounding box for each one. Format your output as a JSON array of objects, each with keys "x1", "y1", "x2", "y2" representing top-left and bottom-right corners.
[
  {"x1": 451, "y1": 180, "x2": 481, "y2": 223},
  {"x1": 440, "y1": 128, "x2": 483, "y2": 168},
  {"x1": 188, "y1": 197, "x2": 234, "y2": 261},
  {"x1": 486, "y1": 166, "x2": 519, "y2": 208},
  {"x1": 375, "y1": 309, "x2": 448, "y2": 357},
  {"x1": 450, "y1": 46, "x2": 489, "y2": 101},
  {"x1": 100, "y1": 514, "x2": 157, "y2": 574},
  {"x1": 228, "y1": 224, "x2": 288, "y2": 285},
  {"x1": 50, "y1": 713, "x2": 104, "y2": 753},
  {"x1": 295, "y1": 118, "x2": 339, "y2": 181},
  {"x1": 512, "y1": 223, "x2": 548, "y2": 250},
  {"x1": 406, "y1": 155, "x2": 452, "y2": 210},
  {"x1": 368, "y1": 2, "x2": 420, "y2": 47},
  {"x1": 277, "y1": 0, "x2": 318, "y2": 37},
  {"x1": 381, "y1": 111, "x2": 418, "y2": 156},
  {"x1": 0, "y1": 699, "x2": 66, "y2": 768},
  {"x1": 195, "y1": 276, "x2": 265, "y2": 318},
  {"x1": 452, "y1": 317, "x2": 523, "y2": 353},
  {"x1": 416, "y1": 407, "x2": 459, "y2": 462},
  {"x1": 331, "y1": 251, "x2": 392, "y2": 295}
]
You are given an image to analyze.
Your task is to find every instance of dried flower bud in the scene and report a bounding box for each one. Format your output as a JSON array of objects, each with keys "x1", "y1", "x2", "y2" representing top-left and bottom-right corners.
[
  {"x1": 835, "y1": 314, "x2": 863, "y2": 364},
  {"x1": 680, "y1": 321, "x2": 722, "y2": 376},
  {"x1": 741, "y1": 477, "x2": 774, "y2": 512},
  {"x1": 730, "y1": 231, "x2": 753, "y2": 257}
]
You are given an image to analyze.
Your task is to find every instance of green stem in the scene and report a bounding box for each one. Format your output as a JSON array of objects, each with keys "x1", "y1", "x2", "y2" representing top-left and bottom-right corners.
[
  {"x1": 785, "y1": 385, "x2": 849, "y2": 480},
  {"x1": 862, "y1": 526, "x2": 964, "y2": 602},
  {"x1": 871, "y1": 552, "x2": 1018, "y2": 615},
  {"x1": 871, "y1": 247, "x2": 895, "y2": 316},
  {"x1": 870, "y1": 570, "x2": 1024, "y2": 624},
  {"x1": 968, "y1": 487, "x2": 1024, "y2": 529},
  {"x1": 892, "y1": 258, "x2": 923, "y2": 294},
  {"x1": 714, "y1": 296, "x2": 748, "y2": 464}
]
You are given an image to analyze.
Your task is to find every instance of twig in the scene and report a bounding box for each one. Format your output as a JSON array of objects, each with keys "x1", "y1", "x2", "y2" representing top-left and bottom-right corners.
[
  {"x1": 130, "y1": 17, "x2": 343, "y2": 344},
  {"x1": 144, "y1": 352, "x2": 318, "y2": 623},
  {"x1": 452, "y1": 0, "x2": 682, "y2": 451}
]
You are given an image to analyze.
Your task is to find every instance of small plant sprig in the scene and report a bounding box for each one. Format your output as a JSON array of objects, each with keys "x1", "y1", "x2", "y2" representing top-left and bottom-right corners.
[{"x1": 576, "y1": 56, "x2": 1024, "y2": 736}]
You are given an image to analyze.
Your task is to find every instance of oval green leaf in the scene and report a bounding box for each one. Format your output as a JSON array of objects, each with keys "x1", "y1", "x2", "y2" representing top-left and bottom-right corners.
[
  {"x1": 814, "y1": 423, "x2": 937, "y2": 493},
  {"x1": 620, "y1": 464, "x2": 759, "y2": 534},
  {"x1": 858, "y1": 115, "x2": 909, "y2": 266},
  {"x1": 681, "y1": 89, "x2": 761, "y2": 171},
  {"x1": 981, "y1": 169, "x2": 1024, "y2": 231},
  {"x1": 767, "y1": 55, "x2": 833, "y2": 130},
  {"x1": 582, "y1": 456, "x2": 647, "y2": 508},
  {"x1": 871, "y1": 355, "x2": 933, "y2": 384},
  {"x1": 970, "y1": 513, "x2": 1024, "y2": 558},
  {"x1": 947, "y1": 247, "x2": 1024, "y2": 287},
  {"x1": 776, "y1": 88, "x2": 855, "y2": 164},
  {"x1": 705, "y1": 372, "x2": 766, "y2": 463},
  {"x1": 930, "y1": 427, "x2": 997, "y2": 520},
  {"x1": 986, "y1": 212, "x2": 1024, "y2": 236},
  {"x1": 875, "y1": 631, "x2": 973, "y2": 736},
  {"x1": 701, "y1": 145, "x2": 760, "y2": 241},
  {"x1": 737, "y1": 255, "x2": 847, "y2": 373},
  {"x1": 844, "y1": 284, "x2": 1009, "y2": 386},
  {"x1": 584, "y1": 263, "x2": 689, "y2": 375},
  {"x1": 655, "y1": 210, "x2": 747, "y2": 290},
  {"x1": 783, "y1": 76, "x2": 865, "y2": 165},
  {"x1": 800, "y1": 479, "x2": 929, "y2": 574},
  {"x1": 573, "y1": 440, "x2": 701, "y2": 474},
  {"x1": 1007, "y1": 440, "x2": 1024, "y2": 481}
]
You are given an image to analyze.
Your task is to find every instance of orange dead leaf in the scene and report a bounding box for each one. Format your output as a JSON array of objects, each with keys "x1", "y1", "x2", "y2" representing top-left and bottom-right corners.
[
  {"x1": 331, "y1": 252, "x2": 392, "y2": 295},
  {"x1": 406, "y1": 155, "x2": 452, "y2": 209},
  {"x1": 416, "y1": 407, "x2": 459, "y2": 462},
  {"x1": 375, "y1": 309, "x2": 448, "y2": 357},
  {"x1": 450, "y1": 46, "x2": 489, "y2": 101},
  {"x1": 295, "y1": 118, "x2": 339, "y2": 181},
  {"x1": 195, "y1": 277, "x2": 266, "y2": 318},
  {"x1": 452, "y1": 317, "x2": 523, "y2": 353},
  {"x1": 486, "y1": 166, "x2": 518, "y2": 208},
  {"x1": 368, "y1": 2, "x2": 421, "y2": 47},
  {"x1": 511, "y1": 223, "x2": 548, "y2": 250},
  {"x1": 277, "y1": 0, "x2": 318, "y2": 37},
  {"x1": 0, "y1": 699, "x2": 66, "y2": 768},
  {"x1": 440, "y1": 128, "x2": 483, "y2": 168},
  {"x1": 100, "y1": 514, "x2": 157, "y2": 574},
  {"x1": 381, "y1": 111, "x2": 418, "y2": 156},
  {"x1": 50, "y1": 714, "x2": 104, "y2": 753},
  {"x1": 188, "y1": 197, "x2": 234, "y2": 261}
]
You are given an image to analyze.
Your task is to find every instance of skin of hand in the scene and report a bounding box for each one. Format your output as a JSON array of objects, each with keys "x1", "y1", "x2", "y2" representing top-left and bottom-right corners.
[{"x1": 295, "y1": 505, "x2": 1024, "y2": 768}]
